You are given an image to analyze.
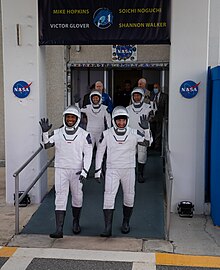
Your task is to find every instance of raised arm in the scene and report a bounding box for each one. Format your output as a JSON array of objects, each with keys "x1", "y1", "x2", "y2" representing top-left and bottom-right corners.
[{"x1": 39, "y1": 118, "x2": 54, "y2": 149}]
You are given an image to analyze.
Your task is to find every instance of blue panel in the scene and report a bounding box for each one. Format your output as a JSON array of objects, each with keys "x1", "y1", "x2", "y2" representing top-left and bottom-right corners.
[{"x1": 210, "y1": 66, "x2": 220, "y2": 225}]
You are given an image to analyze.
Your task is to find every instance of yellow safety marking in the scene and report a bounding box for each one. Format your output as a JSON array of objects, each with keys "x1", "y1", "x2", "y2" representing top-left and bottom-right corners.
[
  {"x1": 0, "y1": 247, "x2": 17, "y2": 257},
  {"x1": 156, "y1": 253, "x2": 220, "y2": 268}
]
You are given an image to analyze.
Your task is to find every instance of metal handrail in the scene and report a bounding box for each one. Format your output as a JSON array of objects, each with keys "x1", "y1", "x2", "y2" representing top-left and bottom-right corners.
[
  {"x1": 13, "y1": 144, "x2": 54, "y2": 235},
  {"x1": 13, "y1": 144, "x2": 43, "y2": 178},
  {"x1": 163, "y1": 119, "x2": 174, "y2": 240}
]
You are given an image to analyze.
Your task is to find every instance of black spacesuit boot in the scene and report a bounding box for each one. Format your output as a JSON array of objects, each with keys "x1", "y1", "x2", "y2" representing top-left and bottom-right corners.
[
  {"x1": 50, "y1": 210, "x2": 66, "y2": 238},
  {"x1": 138, "y1": 163, "x2": 145, "y2": 183},
  {"x1": 121, "y1": 205, "x2": 133, "y2": 234},
  {"x1": 100, "y1": 209, "x2": 114, "y2": 237},
  {"x1": 72, "y1": 207, "x2": 82, "y2": 234}
]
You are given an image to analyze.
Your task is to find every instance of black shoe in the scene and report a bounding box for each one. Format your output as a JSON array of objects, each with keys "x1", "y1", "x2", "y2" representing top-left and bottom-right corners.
[
  {"x1": 50, "y1": 210, "x2": 66, "y2": 239},
  {"x1": 100, "y1": 229, "x2": 112, "y2": 237},
  {"x1": 49, "y1": 231, "x2": 63, "y2": 238},
  {"x1": 72, "y1": 207, "x2": 81, "y2": 234},
  {"x1": 121, "y1": 220, "x2": 130, "y2": 234},
  {"x1": 73, "y1": 220, "x2": 81, "y2": 234},
  {"x1": 100, "y1": 209, "x2": 114, "y2": 237},
  {"x1": 121, "y1": 206, "x2": 133, "y2": 234}
]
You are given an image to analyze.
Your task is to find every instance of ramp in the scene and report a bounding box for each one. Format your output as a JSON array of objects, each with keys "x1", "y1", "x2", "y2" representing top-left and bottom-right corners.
[{"x1": 22, "y1": 151, "x2": 165, "y2": 239}]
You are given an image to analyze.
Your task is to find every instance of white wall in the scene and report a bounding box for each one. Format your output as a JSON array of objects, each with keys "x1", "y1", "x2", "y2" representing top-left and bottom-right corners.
[
  {"x1": 1, "y1": 0, "x2": 47, "y2": 203},
  {"x1": 0, "y1": 3, "x2": 5, "y2": 164},
  {"x1": 169, "y1": 0, "x2": 209, "y2": 213},
  {"x1": 208, "y1": 0, "x2": 220, "y2": 67}
]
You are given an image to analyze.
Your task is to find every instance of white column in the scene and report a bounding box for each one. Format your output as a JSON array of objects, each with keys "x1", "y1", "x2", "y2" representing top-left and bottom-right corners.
[
  {"x1": 169, "y1": 0, "x2": 209, "y2": 213},
  {"x1": 208, "y1": 0, "x2": 220, "y2": 66},
  {"x1": 1, "y1": 0, "x2": 47, "y2": 203}
]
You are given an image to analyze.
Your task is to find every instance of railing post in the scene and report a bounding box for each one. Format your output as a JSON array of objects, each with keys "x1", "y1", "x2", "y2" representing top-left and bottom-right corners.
[
  {"x1": 15, "y1": 174, "x2": 19, "y2": 235},
  {"x1": 166, "y1": 175, "x2": 173, "y2": 240}
]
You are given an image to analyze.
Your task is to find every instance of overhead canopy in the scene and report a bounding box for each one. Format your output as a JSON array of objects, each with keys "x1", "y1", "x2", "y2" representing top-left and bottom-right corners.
[{"x1": 39, "y1": 0, "x2": 170, "y2": 45}]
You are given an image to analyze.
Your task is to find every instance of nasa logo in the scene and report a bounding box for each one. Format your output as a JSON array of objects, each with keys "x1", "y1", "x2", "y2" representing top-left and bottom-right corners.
[
  {"x1": 13, "y1": 81, "x2": 32, "y2": 99},
  {"x1": 113, "y1": 45, "x2": 136, "y2": 61},
  {"x1": 180, "y1": 80, "x2": 200, "y2": 99},
  {"x1": 93, "y1": 8, "x2": 113, "y2": 29}
]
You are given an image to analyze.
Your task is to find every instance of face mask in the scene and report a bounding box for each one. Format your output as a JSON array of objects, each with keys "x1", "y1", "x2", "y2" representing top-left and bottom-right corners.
[{"x1": 153, "y1": 88, "x2": 159, "y2": 94}]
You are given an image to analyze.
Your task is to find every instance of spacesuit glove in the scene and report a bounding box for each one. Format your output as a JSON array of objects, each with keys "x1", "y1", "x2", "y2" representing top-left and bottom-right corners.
[
  {"x1": 138, "y1": 114, "x2": 149, "y2": 130},
  {"x1": 74, "y1": 93, "x2": 81, "y2": 103},
  {"x1": 94, "y1": 168, "x2": 103, "y2": 184},
  {"x1": 76, "y1": 170, "x2": 88, "y2": 184},
  {"x1": 39, "y1": 118, "x2": 52, "y2": 132}
]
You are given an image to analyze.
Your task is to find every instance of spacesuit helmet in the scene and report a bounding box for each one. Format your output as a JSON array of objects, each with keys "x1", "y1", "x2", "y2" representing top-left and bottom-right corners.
[
  {"x1": 131, "y1": 87, "x2": 144, "y2": 106},
  {"x1": 112, "y1": 106, "x2": 129, "y2": 134},
  {"x1": 63, "y1": 105, "x2": 81, "y2": 131},
  {"x1": 89, "y1": 90, "x2": 102, "y2": 108}
]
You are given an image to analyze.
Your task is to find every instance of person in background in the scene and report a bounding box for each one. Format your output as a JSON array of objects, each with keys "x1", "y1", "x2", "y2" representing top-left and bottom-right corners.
[
  {"x1": 150, "y1": 82, "x2": 168, "y2": 151},
  {"x1": 39, "y1": 105, "x2": 93, "y2": 238},
  {"x1": 82, "y1": 83, "x2": 95, "y2": 108},
  {"x1": 95, "y1": 106, "x2": 152, "y2": 237},
  {"x1": 138, "y1": 78, "x2": 151, "y2": 104},
  {"x1": 126, "y1": 87, "x2": 154, "y2": 183},
  {"x1": 115, "y1": 79, "x2": 132, "y2": 107}
]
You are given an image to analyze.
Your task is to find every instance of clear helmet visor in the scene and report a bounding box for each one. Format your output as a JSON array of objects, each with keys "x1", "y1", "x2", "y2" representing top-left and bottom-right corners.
[
  {"x1": 112, "y1": 106, "x2": 129, "y2": 133},
  {"x1": 89, "y1": 91, "x2": 102, "y2": 108},
  {"x1": 131, "y1": 87, "x2": 144, "y2": 105},
  {"x1": 63, "y1": 105, "x2": 81, "y2": 131}
]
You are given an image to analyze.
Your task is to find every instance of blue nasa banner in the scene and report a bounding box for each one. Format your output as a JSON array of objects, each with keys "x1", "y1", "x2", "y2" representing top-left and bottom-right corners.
[{"x1": 39, "y1": 0, "x2": 170, "y2": 45}]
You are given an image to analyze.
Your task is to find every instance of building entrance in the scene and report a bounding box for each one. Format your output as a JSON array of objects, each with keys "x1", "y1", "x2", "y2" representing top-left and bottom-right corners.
[{"x1": 70, "y1": 64, "x2": 169, "y2": 108}]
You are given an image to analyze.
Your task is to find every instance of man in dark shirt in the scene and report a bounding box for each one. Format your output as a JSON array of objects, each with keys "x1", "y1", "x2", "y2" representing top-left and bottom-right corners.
[
  {"x1": 150, "y1": 82, "x2": 168, "y2": 151},
  {"x1": 115, "y1": 80, "x2": 132, "y2": 107}
]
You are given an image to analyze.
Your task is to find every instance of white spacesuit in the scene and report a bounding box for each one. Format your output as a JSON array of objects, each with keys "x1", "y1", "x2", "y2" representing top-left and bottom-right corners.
[
  {"x1": 126, "y1": 87, "x2": 154, "y2": 183},
  {"x1": 39, "y1": 105, "x2": 93, "y2": 238},
  {"x1": 81, "y1": 91, "x2": 111, "y2": 147},
  {"x1": 95, "y1": 106, "x2": 151, "y2": 237}
]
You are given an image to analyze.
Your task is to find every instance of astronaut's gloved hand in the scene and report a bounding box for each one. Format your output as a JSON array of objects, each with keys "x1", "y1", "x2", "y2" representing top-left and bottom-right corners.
[
  {"x1": 94, "y1": 168, "x2": 103, "y2": 184},
  {"x1": 148, "y1": 110, "x2": 155, "y2": 123},
  {"x1": 39, "y1": 118, "x2": 52, "y2": 132},
  {"x1": 74, "y1": 93, "x2": 81, "y2": 103},
  {"x1": 138, "y1": 114, "x2": 149, "y2": 130},
  {"x1": 76, "y1": 169, "x2": 87, "y2": 184}
]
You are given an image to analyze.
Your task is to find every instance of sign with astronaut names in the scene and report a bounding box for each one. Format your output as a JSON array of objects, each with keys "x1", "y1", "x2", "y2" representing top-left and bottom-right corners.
[
  {"x1": 13, "y1": 81, "x2": 32, "y2": 99},
  {"x1": 180, "y1": 80, "x2": 200, "y2": 99},
  {"x1": 39, "y1": 0, "x2": 170, "y2": 45}
]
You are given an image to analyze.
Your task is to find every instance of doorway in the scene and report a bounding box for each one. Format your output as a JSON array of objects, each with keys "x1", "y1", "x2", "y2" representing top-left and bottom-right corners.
[{"x1": 70, "y1": 66, "x2": 169, "y2": 108}]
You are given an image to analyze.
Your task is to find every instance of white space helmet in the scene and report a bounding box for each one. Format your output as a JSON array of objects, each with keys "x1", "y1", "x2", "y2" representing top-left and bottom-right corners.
[
  {"x1": 63, "y1": 105, "x2": 81, "y2": 131},
  {"x1": 131, "y1": 87, "x2": 145, "y2": 106},
  {"x1": 112, "y1": 106, "x2": 129, "y2": 133},
  {"x1": 89, "y1": 90, "x2": 102, "y2": 108}
]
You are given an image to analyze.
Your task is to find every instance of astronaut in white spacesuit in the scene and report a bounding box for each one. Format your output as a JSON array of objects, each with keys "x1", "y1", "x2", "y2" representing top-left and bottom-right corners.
[
  {"x1": 126, "y1": 87, "x2": 154, "y2": 183},
  {"x1": 80, "y1": 90, "x2": 111, "y2": 148},
  {"x1": 39, "y1": 105, "x2": 93, "y2": 238},
  {"x1": 95, "y1": 106, "x2": 152, "y2": 237}
]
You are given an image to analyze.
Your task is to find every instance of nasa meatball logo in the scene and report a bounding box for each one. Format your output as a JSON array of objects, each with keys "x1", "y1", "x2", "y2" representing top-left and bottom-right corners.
[
  {"x1": 180, "y1": 80, "x2": 200, "y2": 99},
  {"x1": 112, "y1": 45, "x2": 137, "y2": 61},
  {"x1": 13, "y1": 81, "x2": 32, "y2": 99},
  {"x1": 93, "y1": 8, "x2": 113, "y2": 29}
]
